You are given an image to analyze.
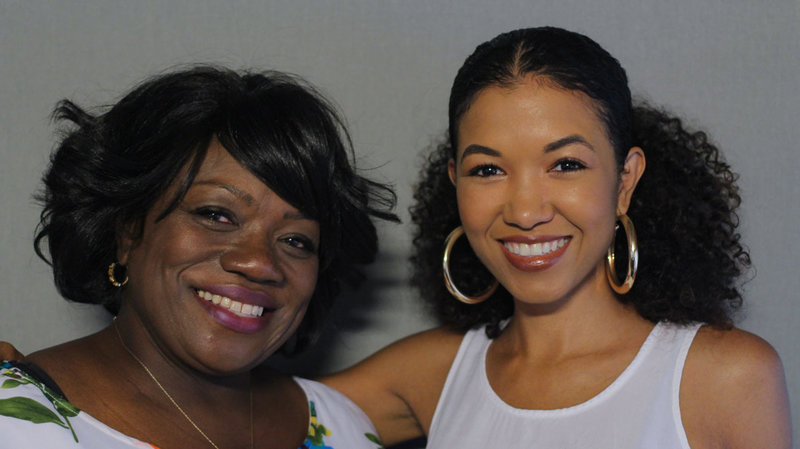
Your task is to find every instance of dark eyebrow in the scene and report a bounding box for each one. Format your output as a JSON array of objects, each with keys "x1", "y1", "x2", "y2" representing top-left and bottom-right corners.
[
  {"x1": 283, "y1": 210, "x2": 314, "y2": 221},
  {"x1": 460, "y1": 144, "x2": 501, "y2": 163},
  {"x1": 193, "y1": 181, "x2": 316, "y2": 221},
  {"x1": 460, "y1": 135, "x2": 593, "y2": 163},
  {"x1": 544, "y1": 135, "x2": 595, "y2": 153},
  {"x1": 193, "y1": 181, "x2": 255, "y2": 206}
]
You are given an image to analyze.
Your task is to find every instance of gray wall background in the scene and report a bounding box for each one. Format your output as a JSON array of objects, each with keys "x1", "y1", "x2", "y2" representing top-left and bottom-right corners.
[{"x1": 1, "y1": 0, "x2": 798, "y2": 440}]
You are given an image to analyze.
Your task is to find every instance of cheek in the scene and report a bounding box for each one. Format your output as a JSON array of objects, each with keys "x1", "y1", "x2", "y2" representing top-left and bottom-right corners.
[
  {"x1": 565, "y1": 179, "x2": 619, "y2": 251},
  {"x1": 283, "y1": 258, "x2": 320, "y2": 304},
  {"x1": 127, "y1": 221, "x2": 214, "y2": 281},
  {"x1": 300, "y1": 263, "x2": 320, "y2": 300},
  {"x1": 274, "y1": 260, "x2": 318, "y2": 337},
  {"x1": 566, "y1": 182, "x2": 616, "y2": 221},
  {"x1": 159, "y1": 229, "x2": 207, "y2": 264},
  {"x1": 455, "y1": 184, "x2": 503, "y2": 270},
  {"x1": 456, "y1": 183, "x2": 498, "y2": 231}
]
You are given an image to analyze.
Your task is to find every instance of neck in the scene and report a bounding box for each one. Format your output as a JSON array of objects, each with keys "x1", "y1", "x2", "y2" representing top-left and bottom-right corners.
[
  {"x1": 111, "y1": 309, "x2": 253, "y2": 395},
  {"x1": 499, "y1": 265, "x2": 653, "y2": 359},
  {"x1": 109, "y1": 311, "x2": 255, "y2": 449}
]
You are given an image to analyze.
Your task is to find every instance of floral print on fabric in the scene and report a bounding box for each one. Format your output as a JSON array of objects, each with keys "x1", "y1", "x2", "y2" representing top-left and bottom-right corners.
[
  {"x1": 301, "y1": 400, "x2": 384, "y2": 449},
  {"x1": 0, "y1": 361, "x2": 80, "y2": 442},
  {"x1": 303, "y1": 401, "x2": 332, "y2": 448},
  {"x1": 0, "y1": 363, "x2": 377, "y2": 449}
]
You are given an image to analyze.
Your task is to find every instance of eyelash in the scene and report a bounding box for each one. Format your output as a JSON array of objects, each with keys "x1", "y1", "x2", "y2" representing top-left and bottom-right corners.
[
  {"x1": 467, "y1": 164, "x2": 504, "y2": 177},
  {"x1": 466, "y1": 158, "x2": 586, "y2": 177},
  {"x1": 194, "y1": 207, "x2": 236, "y2": 226},
  {"x1": 552, "y1": 158, "x2": 587, "y2": 172},
  {"x1": 283, "y1": 236, "x2": 317, "y2": 254}
]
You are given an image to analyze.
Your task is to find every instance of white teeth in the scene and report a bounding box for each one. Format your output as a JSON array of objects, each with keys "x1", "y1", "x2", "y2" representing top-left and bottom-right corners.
[
  {"x1": 504, "y1": 238, "x2": 569, "y2": 257},
  {"x1": 196, "y1": 290, "x2": 264, "y2": 317}
]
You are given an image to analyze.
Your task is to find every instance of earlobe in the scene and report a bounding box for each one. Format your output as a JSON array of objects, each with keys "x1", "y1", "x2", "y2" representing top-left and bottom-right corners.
[
  {"x1": 616, "y1": 147, "x2": 646, "y2": 215},
  {"x1": 448, "y1": 158, "x2": 457, "y2": 186}
]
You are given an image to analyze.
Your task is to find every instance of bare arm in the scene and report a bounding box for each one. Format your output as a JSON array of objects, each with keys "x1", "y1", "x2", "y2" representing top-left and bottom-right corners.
[
  {"x1": 0, "y1": 342, "x2": 24, "y2": 360},
  {"x1": 322, "y1": 327, "x2": 463, "y2": 446},
  {"x1": 681, "y1": 327, "x2": 792, "y2": 449}
]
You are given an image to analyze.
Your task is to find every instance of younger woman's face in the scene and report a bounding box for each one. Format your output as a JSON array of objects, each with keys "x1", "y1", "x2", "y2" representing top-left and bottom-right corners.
[
  {"x1": 450, "y1": 78, "x2": 643, "y2": 306},
  {"x1": 118, "y1": 139, "x2": 320, "y2": 375}
]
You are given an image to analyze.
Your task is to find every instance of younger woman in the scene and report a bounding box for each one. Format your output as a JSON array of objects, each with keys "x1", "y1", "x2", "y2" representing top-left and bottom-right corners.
[{"x1": 326, "y1": 27, "x2": 791, "y2": 448}]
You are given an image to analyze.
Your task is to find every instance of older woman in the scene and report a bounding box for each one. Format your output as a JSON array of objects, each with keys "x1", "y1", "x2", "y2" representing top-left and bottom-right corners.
[
  {"x1": 0, "y1": 66, "x2": 393, "y2": 448},
  {"x1": 325, "y1": 27, "x2": 791, "y2": 448}
]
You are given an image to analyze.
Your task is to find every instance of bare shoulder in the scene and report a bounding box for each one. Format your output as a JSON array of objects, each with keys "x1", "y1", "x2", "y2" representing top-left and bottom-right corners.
[
  {"x1": 0, "y1": 341, "x2": 25, "y2": 360},
  {"x1": 681, "y1": 326, "x2": 791, "y2": 449},
  {"x1": 321, "y1": 326, "x2": 466, "y2": 445},
  {"x1": 686, "y1": 326, "x2": 786, "y2": 392},
  {"x1": 26, "y1": 337, "x2": 98, "y2": 374},
  {"x1": 26, "y1": 333, "x2": 117, "y2": 393}
]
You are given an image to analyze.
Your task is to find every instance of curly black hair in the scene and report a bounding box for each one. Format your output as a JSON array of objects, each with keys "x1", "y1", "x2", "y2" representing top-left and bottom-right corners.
[
  {"x1": 34, "y1": 65, "x2": 397, "y2": 351},
  {"x1": 410, "y1": 27, "x2": 749, "y2": 337}
]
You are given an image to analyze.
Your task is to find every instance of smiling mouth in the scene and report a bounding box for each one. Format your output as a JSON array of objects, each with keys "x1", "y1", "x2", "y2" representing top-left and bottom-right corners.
[
  {"x1": 503, "y1": 238, "x2": 569, "y2": 257},
  {"x1": 196, "y1": 289, "x2": 265, "y2": 318}
]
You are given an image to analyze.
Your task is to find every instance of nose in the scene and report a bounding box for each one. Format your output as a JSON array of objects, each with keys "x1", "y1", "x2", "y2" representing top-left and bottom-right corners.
[
  {"x1": 502, "y1": 176, "x2": 553, "y2": 230},
  {"x1": 220, "y1": 234, "x2": 285, "y2": 285}
]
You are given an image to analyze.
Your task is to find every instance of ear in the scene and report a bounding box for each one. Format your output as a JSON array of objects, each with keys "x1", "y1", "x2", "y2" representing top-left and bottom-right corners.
[
  {"x1": 448, "y1": 158, "x2": 457, "y2": 186},
  {"x1": 616, "y1": 147, "x2": 646, "y2": 215},
  {"x1": 115, "y1": 220, "x2": 139, "y2": 266}
]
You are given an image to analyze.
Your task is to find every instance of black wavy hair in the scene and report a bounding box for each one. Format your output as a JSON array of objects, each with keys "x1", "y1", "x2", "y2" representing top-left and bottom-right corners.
[
  {"x1": 35, "y1": 65, "x2": 397, "y2": 351},
  {"x1": 410, "y1": 27, "x2": 750, "y2": 337}
]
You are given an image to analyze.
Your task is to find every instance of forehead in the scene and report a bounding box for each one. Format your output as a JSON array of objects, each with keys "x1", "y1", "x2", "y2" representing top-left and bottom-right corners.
[
  {"x1": 194, "y1": 139, "x2": 246, "y2": 173},
  {"x1": 150, "y1": 141, "x2": 251, "y2": 208},
  {"x1": 190, "y1": 140, "x2": 272, "y2": 201},
  {"x1": 457, "y1": 79, "x2": 609, "y2": 152}
]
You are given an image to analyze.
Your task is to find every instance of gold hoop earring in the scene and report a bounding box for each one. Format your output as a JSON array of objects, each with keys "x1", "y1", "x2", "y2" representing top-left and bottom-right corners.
[
  {"x1": 108, "y1": 262, "x2": 129, "y2": 287},
  {"x1": 605, "y1": 214, "x2": 638, "y2": 294},
  {"x1": 442, "y1": 226, "x2": 498, "y2": 304}
]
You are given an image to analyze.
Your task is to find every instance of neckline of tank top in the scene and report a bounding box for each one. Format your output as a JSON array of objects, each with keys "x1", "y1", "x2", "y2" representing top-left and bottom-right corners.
[{"x1": 479, "y1": 321, "x2": 671, "y2": 416}]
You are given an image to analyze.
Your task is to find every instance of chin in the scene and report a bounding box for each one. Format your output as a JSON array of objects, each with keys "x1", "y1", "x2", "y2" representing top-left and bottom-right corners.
[
  {"x1": 505, "y1": 281, "x2": 576, "y2": 307},
  {"x1": 202, "y1": 353, "x2": 270, "y2": 376},
  {"x1": 187, "y1": 338, "x2": 275, "y2": 375}
]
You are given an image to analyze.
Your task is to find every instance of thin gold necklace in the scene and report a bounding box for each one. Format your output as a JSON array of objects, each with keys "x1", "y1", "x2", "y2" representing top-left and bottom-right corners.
[{"x1": 113, "y1": 319, "x2": 253, "y2": 449}]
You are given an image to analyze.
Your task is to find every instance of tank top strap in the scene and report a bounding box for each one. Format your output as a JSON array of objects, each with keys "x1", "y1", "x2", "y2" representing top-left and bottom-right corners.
[{"x1": 428, "y1": 325, "x2": 491, "y2": 437}]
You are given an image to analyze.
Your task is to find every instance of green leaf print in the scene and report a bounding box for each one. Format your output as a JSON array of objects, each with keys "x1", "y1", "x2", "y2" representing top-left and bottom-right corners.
[
  {"x1": 1, "y1": 378, "x2": 27, "y2": 389},
  {"x1": 365, "y1": 432, "x2": 386, "y2": 448},
  {"x1": 51, "y1": 396, "x2": 80, "y2": 417},
  {"x1": 1, "y1": 366, "x2": 81, "y2": 442},
  {"x1": 0, "y1": 396, "x2": 68, "y2": 427}
]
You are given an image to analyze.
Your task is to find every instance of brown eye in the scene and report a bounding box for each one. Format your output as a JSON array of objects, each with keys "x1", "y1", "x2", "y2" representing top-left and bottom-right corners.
[
  {"x1": 282, "y1": 235, "x2": 317, "y2": 254},
  {"x1": 552, "y1": 158, "x2": 587, "y2": 172},
  {"x1": 468, "y1": 164, "x2": 504, "y2": 177},
  {"x1": 194, "y1": 207, "x2": 236, "y2": 225}
]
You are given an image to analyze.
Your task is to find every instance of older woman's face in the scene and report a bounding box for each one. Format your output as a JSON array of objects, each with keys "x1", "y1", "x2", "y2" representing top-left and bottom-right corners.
[{"x1": 118, "y1": 139, "x2": 320, "y2": 374}]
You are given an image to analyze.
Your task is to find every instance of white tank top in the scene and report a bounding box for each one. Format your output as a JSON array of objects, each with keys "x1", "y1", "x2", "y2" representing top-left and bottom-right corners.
[{"x1": 427, "y1": 321, "x2": 701, "y2": 449}]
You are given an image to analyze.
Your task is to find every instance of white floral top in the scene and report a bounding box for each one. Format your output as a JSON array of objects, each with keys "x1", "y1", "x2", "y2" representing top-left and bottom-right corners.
[{"x1": 0, "y1": 361, "x2": 383, "y2": 449}]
